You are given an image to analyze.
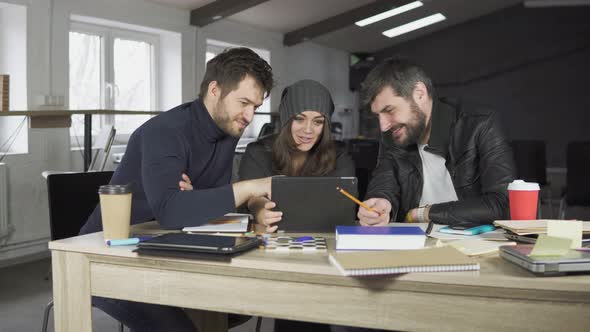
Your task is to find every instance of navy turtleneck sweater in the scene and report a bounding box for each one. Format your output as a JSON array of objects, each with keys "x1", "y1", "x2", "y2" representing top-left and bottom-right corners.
[{"x1": 80, "y1": 99, "x2": 238, "y2": 233}]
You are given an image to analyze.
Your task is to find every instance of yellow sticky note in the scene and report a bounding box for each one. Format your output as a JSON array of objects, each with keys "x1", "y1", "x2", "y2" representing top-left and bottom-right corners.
[
  {"x1": 547, "y1": 220, "x2": 583, "y2": 249},
  {"x1": 529, "y1": 235, "x2": 571, "y2": 257}
]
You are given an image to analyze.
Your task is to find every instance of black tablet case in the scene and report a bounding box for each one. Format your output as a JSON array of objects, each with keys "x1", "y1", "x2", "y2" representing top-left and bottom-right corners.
[
  {"x1": 134, "y1": 233, "x2": 261, "y2": 261},
  {"x1": 272, "y1": 176, "x2": 358, "y2": 232}
]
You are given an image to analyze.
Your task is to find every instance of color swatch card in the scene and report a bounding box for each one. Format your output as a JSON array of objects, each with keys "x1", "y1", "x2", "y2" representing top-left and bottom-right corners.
[{"x1": 264, "y1": 236, "x2": 327, "y2": 252}]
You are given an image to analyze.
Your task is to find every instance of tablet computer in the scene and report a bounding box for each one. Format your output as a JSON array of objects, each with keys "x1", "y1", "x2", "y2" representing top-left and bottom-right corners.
[
  {"x1": 136, "y1": 233, "x2": 261, "y2": 255},
  {"x1": 271, "y1": 176, "x2": 358, "y2": 232}
]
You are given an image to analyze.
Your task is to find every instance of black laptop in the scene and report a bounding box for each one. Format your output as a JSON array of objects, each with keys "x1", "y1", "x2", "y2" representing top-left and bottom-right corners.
[
  {"x1": 271, "y1": 176, "x2": 358, "y2": 232},
  {"x1": 134, "y1": 233, "x2": 261, "y2": 261}
]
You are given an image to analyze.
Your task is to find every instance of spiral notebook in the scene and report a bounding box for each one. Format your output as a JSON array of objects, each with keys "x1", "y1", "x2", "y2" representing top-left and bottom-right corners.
[{"x1": 329, "y1": 246, "x2": 479, "y2": 276}]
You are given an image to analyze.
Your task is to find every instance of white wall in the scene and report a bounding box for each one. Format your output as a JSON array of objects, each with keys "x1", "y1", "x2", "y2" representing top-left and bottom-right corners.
[
  {"x1": 0, "y1": 0, "x2": 197, "y2": 265},
  {"x1": 197, "y1": 19, "x2": 356, "y2": 115},
  {"x1": 0, "y1": 1, "x2": 355, "y2": 265}
]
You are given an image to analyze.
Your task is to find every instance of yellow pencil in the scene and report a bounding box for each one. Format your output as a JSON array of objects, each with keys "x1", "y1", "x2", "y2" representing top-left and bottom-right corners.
[{"x1": 336, "y1": 187, "x2": 381, "y2": 216}]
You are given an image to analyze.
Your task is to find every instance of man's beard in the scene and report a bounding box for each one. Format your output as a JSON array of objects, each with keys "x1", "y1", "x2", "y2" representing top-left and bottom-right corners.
[
  {"x1": 390, "y1": 100, "x2": 427, "y2": 147},
  {"x1": 211, "y1": 98, "x2": 246, "y2": 138}
]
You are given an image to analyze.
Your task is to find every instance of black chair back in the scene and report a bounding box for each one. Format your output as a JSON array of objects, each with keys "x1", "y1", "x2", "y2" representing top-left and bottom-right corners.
[
  {"x1": 565, "y1": 141, "x2": 590, "y2": 206},
  {"x1": 511, "y1": 140, "x2": 547, "y2": 186},
  {"x1": 257, "y1": 122, "x2": 276, "y2": 139},
  {"x1": 46, "y1": 171, "x2": 113, "y2": 241},
  {"x1": 347, "y1": 139, "x2": 379, "y2": 200}
]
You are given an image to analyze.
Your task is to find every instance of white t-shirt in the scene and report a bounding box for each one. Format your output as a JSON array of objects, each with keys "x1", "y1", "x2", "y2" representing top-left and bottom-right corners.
[{"x1": 418, "y1": 144, "x2": 458, "y2": 206}]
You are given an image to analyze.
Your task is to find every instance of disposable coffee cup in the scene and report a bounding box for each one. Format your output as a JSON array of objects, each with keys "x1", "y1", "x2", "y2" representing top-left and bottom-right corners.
[
  {"x1": 507, "y1": 180, "x2": 540, "y2": 220},
  {"x1": 98, "y1": 184, "x2": 132, "y2": 241}
]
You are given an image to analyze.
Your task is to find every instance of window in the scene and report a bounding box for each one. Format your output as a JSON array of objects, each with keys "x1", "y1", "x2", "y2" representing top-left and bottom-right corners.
[
  {"x1": 0, "y1": 2, "x2": 27, "y2": 155},
  {"x1": 205, "y1": 40, "x2": 271, "y2": 147},
  {"x1": 69, "y1": 21, "x2": 158, "y2": 144}
]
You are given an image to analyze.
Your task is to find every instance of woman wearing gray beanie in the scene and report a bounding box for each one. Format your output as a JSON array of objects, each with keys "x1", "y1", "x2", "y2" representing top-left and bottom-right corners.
[
  {"x1": 238, "y1": 79, "x2": 354, "y2": 332},
  {"x1": 237, "y1": 79, "x2": 355, "y2": 233}
]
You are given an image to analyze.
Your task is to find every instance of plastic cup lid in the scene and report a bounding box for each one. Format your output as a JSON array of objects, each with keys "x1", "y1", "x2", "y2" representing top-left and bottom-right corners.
[
  {"x1": 507, "y1": 180, "x2": 540, "y2": 191},
  {"x1": 98, "y1": 184, "x2": 132, "y2": 195}
]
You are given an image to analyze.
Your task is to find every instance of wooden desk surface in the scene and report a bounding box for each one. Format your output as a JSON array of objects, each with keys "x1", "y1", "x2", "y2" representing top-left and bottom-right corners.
[{"x1": 48, "y1": 224, "x2": 590, "y2": 332}]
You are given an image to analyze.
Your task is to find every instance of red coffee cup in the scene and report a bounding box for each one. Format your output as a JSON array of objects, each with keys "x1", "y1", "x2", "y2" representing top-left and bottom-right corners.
[{"x1": 508, "y1": 180, "x2": 540, "y2": 220}]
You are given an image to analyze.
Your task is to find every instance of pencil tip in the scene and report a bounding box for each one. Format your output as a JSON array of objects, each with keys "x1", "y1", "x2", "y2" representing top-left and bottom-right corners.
[{"x1": 336, "y1": 186, "x2": 341, "y2": 190}]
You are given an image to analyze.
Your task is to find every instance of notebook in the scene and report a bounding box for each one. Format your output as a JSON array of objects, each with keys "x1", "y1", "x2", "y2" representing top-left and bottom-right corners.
[
  {"x1": 499, "y1": 244, "x2": 590, "y2": 275},
  {"x1": 272, "y1": 176, "x2": 358, "y2": 232},
  {"x1": 329, "y1": 246, "x2": 479, "y2": 276},
  {"x1": 335, "y1": 226, "x2": 425, "y2": 250}
]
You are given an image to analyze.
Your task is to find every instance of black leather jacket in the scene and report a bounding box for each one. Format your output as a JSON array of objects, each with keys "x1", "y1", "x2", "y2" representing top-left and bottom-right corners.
[{"x1": 366, "y1": 97, "x2": 516, "y2": 227}]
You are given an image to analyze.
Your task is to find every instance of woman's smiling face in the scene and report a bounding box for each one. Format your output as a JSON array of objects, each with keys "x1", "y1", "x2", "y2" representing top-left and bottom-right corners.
[{"x1": 290, "y1": 110, "x2": 325, "y2": 152}]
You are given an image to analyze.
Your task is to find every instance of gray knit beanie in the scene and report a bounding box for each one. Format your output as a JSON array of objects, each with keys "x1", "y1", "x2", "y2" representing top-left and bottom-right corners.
[{"x1": 278, "y1": 80, "x2": 334, "y2": 127}]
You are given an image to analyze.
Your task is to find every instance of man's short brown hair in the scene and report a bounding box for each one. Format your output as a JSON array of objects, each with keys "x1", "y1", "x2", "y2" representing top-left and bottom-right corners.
[{"x1": 199, "y1": 47, "x2": 274, "y2": 100}]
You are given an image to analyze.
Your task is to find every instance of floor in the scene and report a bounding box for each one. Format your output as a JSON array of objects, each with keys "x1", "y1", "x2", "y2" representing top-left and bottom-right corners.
[{"x1": 0, "y1": 258, "x2": 274, "y2": 332}]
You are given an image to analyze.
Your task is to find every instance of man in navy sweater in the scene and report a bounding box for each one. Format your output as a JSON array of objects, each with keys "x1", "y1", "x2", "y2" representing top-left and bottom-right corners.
[{"x1": 80, "y1": 47, "x2": 274, "y2": 331}]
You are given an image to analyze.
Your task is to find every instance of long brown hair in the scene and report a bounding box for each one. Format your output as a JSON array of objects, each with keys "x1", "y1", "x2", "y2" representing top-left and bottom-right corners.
[{"x1": 272, "y1": 118, "x2": 337, "y2": 176}]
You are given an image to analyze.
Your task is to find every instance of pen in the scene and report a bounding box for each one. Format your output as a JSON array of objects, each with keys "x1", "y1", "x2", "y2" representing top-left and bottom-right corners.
[
  {"x1": 106, "y1": 236, "x2": 153, "y2": 246},
  {"x1": 336, "y1": 187, "x2": 381, "y2": 216}
]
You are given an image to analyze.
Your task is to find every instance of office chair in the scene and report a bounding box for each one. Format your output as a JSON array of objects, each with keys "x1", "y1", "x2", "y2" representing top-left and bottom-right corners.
[
  {"x1": 511, "y1": 140, "x2": 552, "y2": 217},
  {"x1": 559, "y1": 141, "x2": 590, "y2": 219},
  {"x1": 331, "y1": 122, "x2": 343, "y2": 141},
  {"x1": 347, "y1": 138, "x2": 379, "y2": 201},
  {"x1": 257, "y1": 122, "x2": 276, "y2": 139},
  {"x1": 41, "y1": 171, "x2": 124, "y2": 332}
]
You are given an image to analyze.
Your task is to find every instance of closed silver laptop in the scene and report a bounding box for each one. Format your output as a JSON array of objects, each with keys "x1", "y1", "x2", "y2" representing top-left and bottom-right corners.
[{"x1": 500, "y1": 244, "x2": 590, "y2": 276}]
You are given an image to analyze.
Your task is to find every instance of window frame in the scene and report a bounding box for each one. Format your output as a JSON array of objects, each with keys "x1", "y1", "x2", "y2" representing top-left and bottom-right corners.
[{"x1": 69, "y1": 21, "x2": 160, "y2": 145}]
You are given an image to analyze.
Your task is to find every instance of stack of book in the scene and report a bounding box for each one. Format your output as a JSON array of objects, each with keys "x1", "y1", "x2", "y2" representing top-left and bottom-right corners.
[
  {"x1": 494, "y1": 220, "x2": 590, "y2": 235},
  {"x1": 0, "y1": 75, "x2": 8, "y2": 112},
  {"x1": 335, "y1": 225, "x2": 426, "y2": 250}
]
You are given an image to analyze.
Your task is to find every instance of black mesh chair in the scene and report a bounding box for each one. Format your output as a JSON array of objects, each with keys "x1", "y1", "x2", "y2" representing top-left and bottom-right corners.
[
  {"x1": 347, "y1": 139, "x2": 380, "y2": 201},
  {"x1": 559, "y1": 142, "x2": 590, "y2": 219},
  {"x1": 41, "y1": 171, "x2": 124, "y2": 332},
  {"x1": 511, "y1": 140, "x2": 551, "y2": 218}
]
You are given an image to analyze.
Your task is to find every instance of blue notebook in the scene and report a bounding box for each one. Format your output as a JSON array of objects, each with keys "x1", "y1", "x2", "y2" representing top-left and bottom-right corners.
[{"x1": 335, "y1": 226, "x2": 426, "y2": 250}]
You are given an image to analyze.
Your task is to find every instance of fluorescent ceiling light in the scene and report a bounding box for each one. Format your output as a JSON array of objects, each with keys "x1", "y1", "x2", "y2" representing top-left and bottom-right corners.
[
  {"x1": 382, "y1": 13, "x2": 446, "y2": 38},
  {"x1": 355, "y1": 1, "x2": 423, "y2": 27},
  {"x1": 524, "y1": 0, "x2": 590, "y2": 7}
]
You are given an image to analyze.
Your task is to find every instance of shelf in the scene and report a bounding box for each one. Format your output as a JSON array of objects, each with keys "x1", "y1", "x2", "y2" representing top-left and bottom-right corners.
[
  {"x1": 0, "y1": 110, "x2": 162, "y2": 128},
  {"x1": 0, "y1": 109, "x2": 162, "y2": 116}
]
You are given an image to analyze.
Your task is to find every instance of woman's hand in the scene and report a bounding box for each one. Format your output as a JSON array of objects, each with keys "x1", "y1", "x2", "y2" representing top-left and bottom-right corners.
[
  {"x1": 248, "y1": 197, "x2": 282, "y2": 233},
  {"x1": 179, "y1": 173, "x2": 193, "y2": 191}
]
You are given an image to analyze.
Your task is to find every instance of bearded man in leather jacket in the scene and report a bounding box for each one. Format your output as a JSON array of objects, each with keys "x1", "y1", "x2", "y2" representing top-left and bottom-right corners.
[{"x1": 357, "y1": 57, "x2": 516, "y2": 228}]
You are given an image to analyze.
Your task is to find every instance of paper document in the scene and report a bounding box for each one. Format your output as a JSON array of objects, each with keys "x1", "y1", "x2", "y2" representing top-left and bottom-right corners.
[
  {"x1": 529, "y1": 235, "x2": 572, "y2": 257},
  {"x1": 547, "y1": 220, "x2": 583, "y2": 249},
  {"x1": 449, "y1": 239, "x2": 516, "y2": 256},
  {"x1": 182, "y1": 213, "x2": 250, "y2": 233}
]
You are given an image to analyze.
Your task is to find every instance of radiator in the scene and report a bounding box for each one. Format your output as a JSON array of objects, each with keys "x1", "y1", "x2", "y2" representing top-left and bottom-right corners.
[{"x1": 0, "y1": 163, "x2": 7, "y2": 238}]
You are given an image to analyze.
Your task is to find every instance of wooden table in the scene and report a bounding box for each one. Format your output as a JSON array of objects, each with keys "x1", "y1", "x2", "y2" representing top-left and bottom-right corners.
[{"x1": 48, "y1": 228, "x2": 590, "y2": 332}]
